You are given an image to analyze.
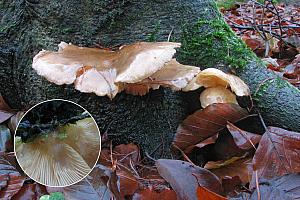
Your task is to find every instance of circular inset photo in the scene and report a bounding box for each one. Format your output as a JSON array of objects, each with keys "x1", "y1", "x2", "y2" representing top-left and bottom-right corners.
[{"x1": 14, "y1": 99, "x2": 101, "y2": 187}]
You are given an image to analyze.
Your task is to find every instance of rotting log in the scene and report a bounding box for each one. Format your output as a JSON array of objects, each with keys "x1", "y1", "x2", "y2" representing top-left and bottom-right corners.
[{"x1": 0, "y1": 0, "x2": 299, "y2": 158}]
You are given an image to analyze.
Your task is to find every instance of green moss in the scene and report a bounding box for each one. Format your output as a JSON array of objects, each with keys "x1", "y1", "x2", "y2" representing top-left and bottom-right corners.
[
  {"x1": 178, "y1": 19, "x2": 256, "y2": 69},
  {"x1": 216, "y1": 0, "x2": 241, "y2": 9}
]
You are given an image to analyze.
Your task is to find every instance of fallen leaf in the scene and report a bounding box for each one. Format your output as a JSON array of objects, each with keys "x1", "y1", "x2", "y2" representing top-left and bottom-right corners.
[
  {"x1": 0, "y1": 111, "x2": 14, "y2": 124},
  {"x1": 0, "y1": 96, "x2": 12, "y2": 112},
  {"x1": 118, "y1": 169, "x2": 139, "y2": 198},
  {"x1": 8, "y1": 111, "x2": 25, "y2": 133},
  {"x1": 196, "y1": 185, "x2": 228, "y2": 200},
  {"x1": 236, "y1": 174, "x2": 300, "y2": 200},
  {"x1": 49, "y1": 164, "x2": 121, "y2": 200},
  {"x1": 0, "y1": 125, "x2": 12, "y2": 152},
  {"x1": 173, "y1": 103, "x2": 248, "y2": 150},
  {"x1": 132, "y1": 188, "x2": 177, "y2": 200},
  {"x1": 0, "y1": 154, "x2": 25, "y2": 199},
  {"x1": 252, "y1": 127, "x2": 300, "y2": 182},
  {"x1": 113, "y1": 143, "x2": 140, "y2": 168},
  {"x1": 205, "y1": 156, "x2": 252, "y2": 184},
  {"x1": 226, "y1": 122, "x2": 261, "y2": 150},
  {"x1": 12, "y1": 183, "x2": 48, "y2": 200},
  {"x1": 156, "y1": 159, "x2": 222, "y2": 200},
  {"x1": 221, "y1": 176, "x2": 243, "y2": 197}
]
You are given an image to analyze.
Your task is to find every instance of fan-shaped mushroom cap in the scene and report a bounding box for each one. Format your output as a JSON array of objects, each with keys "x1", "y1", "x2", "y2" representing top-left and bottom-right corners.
[
  {"x1": 114, "y1": 42, "x2": 181, "y2": 83},
  {"x1": 200, "y1": 86, "x2": 238, "y2": 108},
  {"x1": 16, "y1": 134, "x2": 91, "y2": 186},
  {"x1": 32, "y1": 42, "x2": 115, "y2": 85},
  {"x1": 123, "y1": 59, "x2": 200, "y2": 95},
  {"x1": 62, "y1": 118, "x2": 101, "y2": 167},
  {"x1": 196, "y1": 68, "x2": 250, "y2": 96},
  {"x1": 32, "y1": 41, "x2": 181, "y2": 98},
  {"x1": 15, "y1": 117, "x2": 100, "y2": 187}
]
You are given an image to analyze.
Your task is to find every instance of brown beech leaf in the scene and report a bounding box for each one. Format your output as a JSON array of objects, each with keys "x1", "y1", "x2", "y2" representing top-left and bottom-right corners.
[
  {"x1": 118, "y1": 169, "x2": 139, "y2": 198},
  {"x1": 221, "y1": 176, "x2": 243, "y2": 197},
  {"x1": 173, "y1": 103, "x2": 248, "y2": 151},
  {"x1": 227, "y1": 122, "x2": 261, "y2": 150},
  {"x1": 235, "y1": 174, "x2": 300, "y2": 200},
  {"x1": 196, "y1": 185, "x2": 228, "y2": 200},
  {"x1": 252, "y1": 127, "x2": 300, "y2": 181},
  {"x1": 0, "y1": 96, "x2": 12, "y2": 112},
  {"x1": 48, "y1": 164, "x2": 121, "y2": 200},
  {"x1": 132, "y1": 188, "x2": 177, "y2": 200},
  {"x1": 204, "y1": 156, "x2": 252, "y2": 184},
  {"x1": 0, "y1": 155, "x2": 25, "y2": 199},
  {"x1": 156, "y1": 159, "x2": 222, "y2": 200},
  {"x1": 113, "y1": 143, "x2": 140, "y2": 168},
  {"x1": 8, "y1": 111, "x2": 25, "y2": 133},
  {"x1": 12, "y1": 183, "x2": 48, "y2": 200},
  {"x1": 0, "y1": 111, "x2": 14, "y2": 124}
]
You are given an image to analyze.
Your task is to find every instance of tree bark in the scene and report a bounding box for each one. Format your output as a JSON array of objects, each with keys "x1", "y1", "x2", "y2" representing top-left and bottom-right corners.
[{"x1": 0, "y1": 0, "x2": 299, "y2": 157}]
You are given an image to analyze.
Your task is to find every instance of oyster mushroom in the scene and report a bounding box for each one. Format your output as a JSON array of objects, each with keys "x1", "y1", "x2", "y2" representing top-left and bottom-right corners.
[
  {"x1": 32, "y1": 42, "x2": 180, "y2": 98},
  {"x1": 124, "y1": 59, "x2": 200, "y2": 95},
  {"x1": 15, "y1": 117, "x2": 100, "y2": 187}
]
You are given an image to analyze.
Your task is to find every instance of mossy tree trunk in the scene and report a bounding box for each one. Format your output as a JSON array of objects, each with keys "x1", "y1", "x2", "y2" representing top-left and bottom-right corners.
[
  {"x1": 0, "y1": 0, "x2": 299, "y2": 157},
  {"x1": 178, "y1": 0, "x2": 300, "y2": 132}
]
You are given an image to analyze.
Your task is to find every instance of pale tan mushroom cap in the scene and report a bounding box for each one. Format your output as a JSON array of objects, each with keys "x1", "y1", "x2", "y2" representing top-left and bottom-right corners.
[
  {"x1": 196, "y1": 68, "x2": 250, "y2": 96},
  {"x1": 114, "y1": 42, "x2": 181, "y2": 83},
  {"x1": 200, "y1": 86, "x2": 238, "y2": 108},
  {"x1": 32, "y1": 41, "x2": 181, "y2": 97},
  {"x1": 123, "y1": 59, "x2": 200, "y2": 95},
  {"x1": 15, "y1": 117, "x2": 100, "y2": 187},
  {"x1": 75, "y1": 68, "x2": 118, "y2": 99}
]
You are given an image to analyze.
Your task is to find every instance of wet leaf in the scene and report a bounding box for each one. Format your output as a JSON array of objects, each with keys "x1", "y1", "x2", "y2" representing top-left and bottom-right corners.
[
  {"x1": 227, "y1": 122, "x2": 261, "y2": 150},
  {"x1": 8, "y1": 111, "x2": 25, "y2": 133},
  {"x1": 12, "y1": 183, "x2": 48, "y2": 200},
  {"x1": 0, "y1": 125, "x2": 12, "y2": 152},
  {"x1": 0, "y1": 96, "x2": 12, "y2": 112},
  {"x1": 132, "y1": 188, "x2": 177, "y2": 200},
  {"x1": 118, "y1": 169, "x2": 139, "y2": 198},
  {"x1": 235, "y1": 174, "x2": 300, "y2": 200},
  {"x1": 205, "y1": 156, "x2": 252, "y2": 184},
  {"x1": 49, "y1": 164, "x2": 121, "y2": 200},
  {"x1": 173, "y1": 103, "x2": 248, "y2": 150},
  {"x1": 156, "y1": 159, "x2": 222, "y2": 200},
  {"x1": 0, "y1": 111, "x2": 14, "y2": 124},
  {"x1": 113, "y1": 143, "x2": 140, "y2": 168},
  {"x1": 252, "y1": 127, "x2": 300, "y2": 181},
  {"x1": 196, "y1": 185, "x2": 227, "y2": 200},
  {"x1": 0, "y1": 154, "x2": 25, "y2": 199}
]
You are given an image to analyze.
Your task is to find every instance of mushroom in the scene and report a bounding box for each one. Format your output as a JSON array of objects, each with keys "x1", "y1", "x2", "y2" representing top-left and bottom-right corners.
[
  {"x1": 15, "y1": 117, "x2": 100, "y2": 187},
  {"x1": 199, "y1": 86, "x2": 238, "y2": 108},
  {"x1": 123, "y1": 59, "x2": 200, "y2": 95},
  {"x1": 182, "y1": 68, "x2": 250, "y2": 108},
  {"x1": 196, "y1": 68, "x2": 250, "y2": 97},
  {"x1": 33, "y1": 42, "x2": 180, "y2": 98}
]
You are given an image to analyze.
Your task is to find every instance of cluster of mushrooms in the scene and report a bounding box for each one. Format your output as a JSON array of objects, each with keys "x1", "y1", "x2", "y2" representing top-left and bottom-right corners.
[{"x1": 33, "y1": 42, "x2": 250, "y2": 108}]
